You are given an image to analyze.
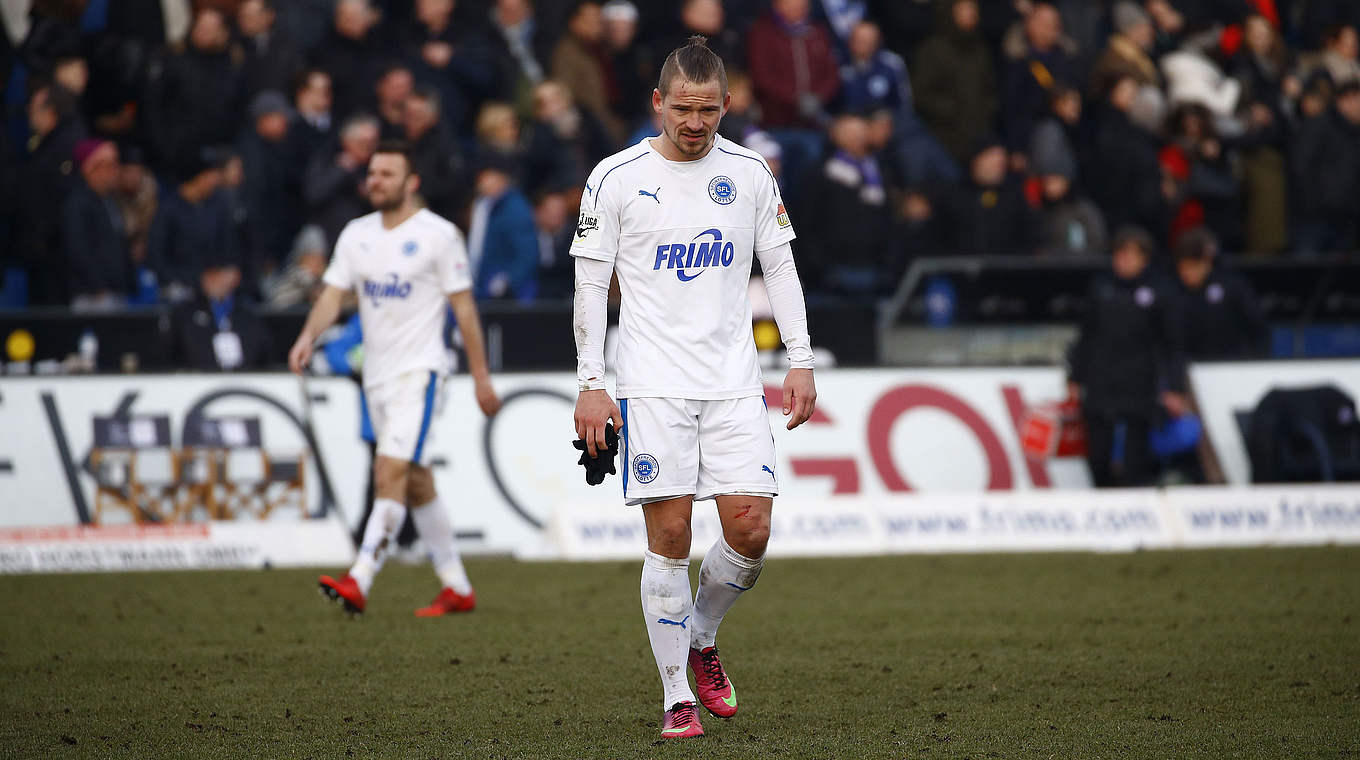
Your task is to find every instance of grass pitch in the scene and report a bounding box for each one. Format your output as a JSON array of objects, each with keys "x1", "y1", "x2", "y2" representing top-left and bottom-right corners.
[{"x1": 2, "y1": 548, "x2": 1357, "y2": 759}]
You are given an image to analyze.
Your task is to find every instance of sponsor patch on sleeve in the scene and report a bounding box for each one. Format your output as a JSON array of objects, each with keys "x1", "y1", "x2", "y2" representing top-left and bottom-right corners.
[
  {"x1": 574, "y1": 212, "x2": 600, "y2": 243},
  {"x1": 775, "y1": 203, "x2": 792, "y2": 229}
]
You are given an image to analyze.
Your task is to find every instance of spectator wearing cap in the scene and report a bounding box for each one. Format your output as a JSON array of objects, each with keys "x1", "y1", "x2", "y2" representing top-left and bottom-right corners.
[
  {"x1": 911, "y1": 0, "x2": 997, "y2": 166},
  {"x1": 147, "y1": 149, "x2": 240, "y2": 302},
  {"x1": 303, "y1": 113, "x2": 380, "y2": 253},
  {"x1": 1172, "y1": 226, "x2": 1268, "y2": 360},
  {"x1": 1090, "y1": 1, "x2": 1160, "y2": 99},
  {"x1": 551, "y1": 0, "x2": 624, "y2": 144},
  {"x1": 169, "y1": 253, "x2": 274, "y2": 370},
  {"x1": 748, "y1": 0, "x2": 841, "y2": 130},
  {"x1": 1000, "y1": 3, "x2": 1078, "y2": 158},
  {"x1": 236, "y1": 0, "x2": 305, "y2": 98},
  {"x1": 1067, "y1": 226, "x2": 1188, "y2": 488},
  {"x1": 237, "y1": 89, "x2": 303, "y2": 275},
  {"x1": 63, "y1": 139, "x2": 134, "y2": 311},
  {"x1": 467, "y1": 154, "x2": 539, "y2": 303},
  {"x1": 801, "y1": 114, "x2": 894, "y2": 297},
  {"x1": 1031, "y1": 132, "x2": 1106, "y2": 258},
  {"x1": 143, "y1": 7, "x2": 246, "y2": 171},
  {"x1": 1289, "y1": 81, "x2": 1360, "y2": 254},
  {"x1": 11, "y1": 82, "x2": 86, "y2": 306},
  {"x1": 404, "y1": 87, "x2": 469, "y2": 223},
  {"x1": 400, "y1": 0, "x2": 499, "y2": 135},
  {"x1": 310, "y1": 0, "x2": 384, "y2": 121},
  {"x1": 1089, "y1": 75, "x2": 1169, "y2": 239},
  {"x1": 938, "y1": 135, "x2": 1038, "y2": 256}
]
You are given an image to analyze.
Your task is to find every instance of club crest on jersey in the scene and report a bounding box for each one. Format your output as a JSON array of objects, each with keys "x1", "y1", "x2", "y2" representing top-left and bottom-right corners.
[
  {"x1": 575, "y1": 212, "x2": 600, "y2": 243},
  {"x1": 362, "y1": 272, "x2": 413, "y2": 307},
  {"x1": 776, "y1": 203, "x2": 791, "y2": 228},
  {"x1": 402, "y1": 240, "x2": 418, "y2": 256},
  {"x1": 708, "y1": 175, "x2": 736, "y2": 205},
  {"x1": 653, "y1": 228, "x2": 735, "y2": 282},
  {"x1": 632, "y1": 453, "x2": 659, "y2": 484}
]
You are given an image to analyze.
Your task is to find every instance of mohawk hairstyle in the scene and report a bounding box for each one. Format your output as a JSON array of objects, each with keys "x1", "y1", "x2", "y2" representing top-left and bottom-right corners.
[{"x1": 657, "y1": 35, "x2": 728, "y2": 97}]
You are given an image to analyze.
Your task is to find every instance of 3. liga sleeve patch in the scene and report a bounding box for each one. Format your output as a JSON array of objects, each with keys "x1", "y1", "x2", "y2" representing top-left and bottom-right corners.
[
  {"x1": 575, "y1": 212, "x2": 600, "y2": 243},
  {"x1": 776, "y1": 203, "x2": 791, "y2": 229}
]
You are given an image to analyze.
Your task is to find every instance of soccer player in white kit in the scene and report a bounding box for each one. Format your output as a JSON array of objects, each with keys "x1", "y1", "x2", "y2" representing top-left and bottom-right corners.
[
  {"x1": 572, "y1": 38, "x2": 817, "y2": 738},
  {"x1": 288, "y1": 140, "x2": 501, "y2": 617}
]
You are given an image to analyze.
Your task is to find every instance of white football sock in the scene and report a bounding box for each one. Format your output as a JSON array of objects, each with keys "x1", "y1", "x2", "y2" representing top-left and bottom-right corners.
[
  {"x1": 641, "y1": 550, "x2": 696, "y2": 710},
  {"x1": 690, "y1": 536, "x2": 764, "y2": 651},
  {"x1": 349, "y1": 497, "x2": 407, "y2": 596},
  {"x1": 410, "y1": 498, "x2": 472, "y2": 595}
]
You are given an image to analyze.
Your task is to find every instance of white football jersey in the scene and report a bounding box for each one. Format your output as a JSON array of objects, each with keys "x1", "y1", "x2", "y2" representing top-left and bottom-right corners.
[
  {"x1": 572, "y1": 135, "x2": 796, "y2": 400},
  {"x1": 322, "y1": 208, "x2": 472, "y2": 388}
]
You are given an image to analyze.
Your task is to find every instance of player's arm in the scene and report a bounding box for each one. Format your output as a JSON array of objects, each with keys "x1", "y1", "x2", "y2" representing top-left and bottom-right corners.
[
  {"x1": 447, "y1": 289, "x2": 502, "y2": 417},
  {"x1": 572, "y1": 255, "x2": 621, "y2": 457},
  {"x1": 755, "y1": 241, "x2": 817, "y2": 430},
  {"x1": 288, "y1": 284, "x2": 347, "y2": 374}
]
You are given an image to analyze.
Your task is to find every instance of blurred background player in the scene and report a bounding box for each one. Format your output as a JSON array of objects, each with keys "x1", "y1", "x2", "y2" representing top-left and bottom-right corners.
[
  {"x1": 572, "y1": 38, "x2": 816, "y2": 739},
  {"x1": 288, "y1": 140, "x2": 501, "y2": 616}
]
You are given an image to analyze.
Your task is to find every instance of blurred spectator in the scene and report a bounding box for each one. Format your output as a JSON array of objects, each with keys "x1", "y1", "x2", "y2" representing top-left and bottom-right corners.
[
  {"x1": 602, "y1": 0, "x2": 651, "y2": 127},
  {"x1": 12, "y1": 83, "x2": 86, "y2": 306},
  {"x1": 237, "y1": 90, "x2": 303, "y2": 276},
  {"x1": 1298, "y1": 24, "x2": 1360, "y2": 88},
  {"x1": 938, "y1": 136, "x2": 1037, "y2": 255},
  {"x1": 524, "y1": 80, "x2": 612, "y2": 194},
  {"x1": 1029, "y1": 85, "x2": 1089, "y2": 190},
  {"x1": 1229, "y1": 15, "x2": 1292, "y2": 255},
  {"x1": 488, "y1": 0, "x2": 551, "y2": 109},
  {"x1": 375, "y1": 64, "x2": 416, "y2": 140},
  {"x1": 748, "y1": 0, "x2": 841, "y2": 129},
  {"x1": 868, "y1": 0, "x2": 936, "y2": 60},
  {"x1": 1172, "y1": 227, "x2": 1268, "y2": 359},
  {"x1": 717, "y1": 70, "x2": 759, "y2": 142},
  {"x1": 144, "y1": 7, "x2": 245, "y2": 170},
  {"x1": 1229, "y1": 14, "x2": 1297, "y2": 126},
  {"x1": 1032, "y1": 149, "x2": 1106, "y2": 259},
  {"x1": 532, "y1": 188, "x2": 575, "y2": 299},
  {"x1": 1289, "y1": 81, "x2": 1360, "y2": 254},
  {"x1": 467, "y1": 155, "x2": 539, "y2": 302},
  {"x1": 1089, "y1": 75, "x2": 1168, "y2": 239},
  {"x1": 1160, "y1": 103, "x2": 1242, "y2": 249},
  {"x1": 651, "y1": 0, "x2": 745, "y2": 78},
  {"x1": 801, "y1": 114, "x2": 893, "y2": 296},
  {"x1": 148, "y1": 149, "x2": 239, "y2": 302},
  {"x1": 1298, "y1": 2, "x2": 1360, "y2": 52},
  {"x1": 839, "y1": 21, "x2": 912, "y2": 117},
  {"x1": 404, "y1": 86, "x2": 468, "y2": 221},
  {"x1": 291, "y1": 67, "x2": 335, "y2": 147},
  {"x1": 476, "y1": 101, "x2": 527, "y2": 166},
  {"x1": 400, "y1": 0, "x2": 499, "y2": 134},
  {"x1": 911, "y1": 0, "x2": 997, "y2": 165},
  {"x1": 263, "y1": 224, "x2": 328, "y2": 308},
  {"x1": 303, "y1": 113, "x2": 380, "y2": 251},
  {"x1": 310, "y1": 0, "x2": 383, "y2": 121},
  {"x1": 236, "y1": 0, "x2": 304, "y2": 98},
  {"x1": 169, "y1": 254, "x2": 273, "y2": 370},
  {"x1": 1067, "y1": 226, "x2": 1188, "y2": 488},
  {"x1": 113, "y1": 145, "x2": 159, "y2": 273},
  {"x1": 63, "y1": 139, "x2": 133, "y2": 310},
  {"x1": 1090, "y1": 2, "x2": 1160, "y2": 98},
  {"x1": 1000, "y1": 2, "x2": 1078, "y2": 157},
  {"x1": 551, "y1": 0, "x2": 624, "y2": 143}
]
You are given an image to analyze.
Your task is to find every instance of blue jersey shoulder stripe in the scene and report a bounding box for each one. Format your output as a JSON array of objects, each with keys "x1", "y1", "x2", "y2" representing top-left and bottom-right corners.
[
  {"x1": 716, "y1": 146, "x2": 777, "y2": 188},
  {"x1": 592, "y1": 151, "x2": 650, "y2": 209}
]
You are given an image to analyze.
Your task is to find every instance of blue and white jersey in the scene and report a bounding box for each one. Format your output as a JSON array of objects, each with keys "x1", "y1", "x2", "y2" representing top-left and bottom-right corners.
[
  {"x1": 322, "y1": 208, "x2": 472, "y2": 389},
  {"x1": 572, "y1": 135, "x2": 796, "y2": 400}
]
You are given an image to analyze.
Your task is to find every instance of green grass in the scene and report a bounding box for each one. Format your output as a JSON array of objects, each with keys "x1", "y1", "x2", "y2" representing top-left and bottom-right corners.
[{"x1": 2, "y1": 548, "x2": 1358, "y2": 759}]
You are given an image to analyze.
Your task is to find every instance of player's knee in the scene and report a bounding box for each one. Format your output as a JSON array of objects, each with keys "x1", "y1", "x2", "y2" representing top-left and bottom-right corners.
[
  {"x1": 374, "y1": 458, "x2": 410, "y2": 499},
  {"x1": 406, "y1": 467, "x2": 435, "y2": 506},
  {"x1": 724, "y1": 512, "x2": 770, "y2": 558},
  {"x1": 648, "y1": 516, "x2": 692, "y2": 556}
]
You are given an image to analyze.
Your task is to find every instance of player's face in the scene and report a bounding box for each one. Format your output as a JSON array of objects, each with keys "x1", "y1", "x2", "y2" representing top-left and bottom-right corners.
[
  {"x1": 366, "y1": 153, "x2": 415, "y2": 211},
  {"x1": 654, "y1": 77, "x2": 729, "y2": 159}
]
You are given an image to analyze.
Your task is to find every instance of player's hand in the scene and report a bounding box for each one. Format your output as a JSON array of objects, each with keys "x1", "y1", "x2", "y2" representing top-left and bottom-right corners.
[
  {"x1": 782, "y1": 368, "x2": 817, "y2": 430},
  {"x1": 288, "y1": 335, "x2": 313, "y2": 375},
  {"x1": 474, "y1": 377, "x2": 502, "y2": 417},
  {"x1": 575, "y1": 389, "x2": 622, "y2": 458}
]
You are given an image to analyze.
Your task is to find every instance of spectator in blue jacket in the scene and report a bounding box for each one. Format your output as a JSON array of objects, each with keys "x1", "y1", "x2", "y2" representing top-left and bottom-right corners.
[
  {"x1": 467, "y1": 154, "x2": 539, "y2": 302},
  {"x1": 839, "y1": 20, "x2": 913, "y2": 116},
  {"x1": 147, "y1": 149, "x2": 240, "y2": 302}
]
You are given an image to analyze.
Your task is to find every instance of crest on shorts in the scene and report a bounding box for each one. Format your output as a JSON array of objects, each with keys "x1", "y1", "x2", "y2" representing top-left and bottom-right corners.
[
  {"x1": 632, "y1": 453, "x2": 659, "y2": 484},
  {"x1": 708, "y1": 176, "x2": 736, "y2": 205}
]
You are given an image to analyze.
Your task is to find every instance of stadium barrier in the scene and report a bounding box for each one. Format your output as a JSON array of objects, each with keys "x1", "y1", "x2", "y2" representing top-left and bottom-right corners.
[{"x1": 1, "y1": 362, "x2": 1356, "y2": 570}]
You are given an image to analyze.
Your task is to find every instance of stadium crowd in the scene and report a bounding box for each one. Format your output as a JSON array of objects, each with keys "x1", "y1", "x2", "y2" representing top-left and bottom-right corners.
[{"x1": 1, "y1": 0, "x2": 1358, "y2": 313}]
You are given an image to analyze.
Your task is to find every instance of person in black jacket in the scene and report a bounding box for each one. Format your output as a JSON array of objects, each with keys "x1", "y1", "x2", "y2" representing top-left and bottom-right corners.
[
  {"x1": 237, "y1": 90, "x2": 304, "y2": 277},
  {"x1": 11, "y1": 83, "x2": 86, "y2": 306},
  {"x1": 1290, "y1": 82, "x2": 1360, "y2": 254},
  {"x1": 302, "y1": 113, "x2": 379, "y2": 252},
  {"x1": 143, "y1": 7, "x2": 246, "y2": 171},
  {"x1": 1089, "y1": 75, "x2": 1169, "y2": 240},
  {"x1": 938, "y1": 135, "x2": 1038, "y2": 255},
  {"x1": 148, "y1": 150, "x2": 240, "y2": 303},
  {"x1": 1068, "y1": 226, "x2": 1189, "y2": 487},
  {"x1": 1173, "y1": 227, "x2": 1269, "y2": 359},
  {"x1": 63, "y1": 139, "x2": 133, "y2": 309},
  {"x1": 800, "y1": 113, "x2": 893, "y2": 295},
  {"x1": 169, "y1": 254, "x2": 274, "y2": 371},
  {"x1": 403, "y1": 87, "x2": 469, "y2": 223},
  {"x1": 235, "y1": 0, "x2": 306, "y2": 99}
]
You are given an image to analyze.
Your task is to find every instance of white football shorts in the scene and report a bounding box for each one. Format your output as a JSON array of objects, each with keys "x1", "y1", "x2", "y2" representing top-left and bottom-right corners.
[
  {"x1": 366, "y1": 369, "x2": 445, "y2": 466},
  {"x1": 618, "y1": 396, "x2": 778, "y2": 506}
]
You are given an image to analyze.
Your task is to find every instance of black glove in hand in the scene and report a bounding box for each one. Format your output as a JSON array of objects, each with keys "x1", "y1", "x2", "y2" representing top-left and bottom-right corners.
[{"x1": 572, "y1": 422, "x2": 619, "y2": 486}]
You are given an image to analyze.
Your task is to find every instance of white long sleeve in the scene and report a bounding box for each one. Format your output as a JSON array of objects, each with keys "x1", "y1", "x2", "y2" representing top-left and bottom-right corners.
[
  {"x1": 754, "y1": 241, "x2": 814, "y2": 369},
  {"x1": 573, "y1": 256, "x2": 613, "y2": 388}
]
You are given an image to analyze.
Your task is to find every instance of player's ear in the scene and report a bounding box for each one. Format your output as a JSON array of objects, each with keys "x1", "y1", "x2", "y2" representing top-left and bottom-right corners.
[
  {"x1": 406, "y1": 171, "x2": 421, "y2": 196},
  {"x1": 652, "y1": 88, "x2": 663, "y2": 114},
  {"x1": 722, "y1": 91, "x2": 731, "y2": 115}
]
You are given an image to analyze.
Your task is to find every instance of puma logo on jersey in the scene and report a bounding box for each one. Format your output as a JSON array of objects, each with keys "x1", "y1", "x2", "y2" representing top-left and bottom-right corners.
[
  {"x1": 653, "y1": 228, "x2": 735, "y2": 282},
  {"x1": 362, "y1": 273, "x2": 413, "y2": 307},
  {"x1": 638, "y1": 187, "x2": 661, "y2": 203}
]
